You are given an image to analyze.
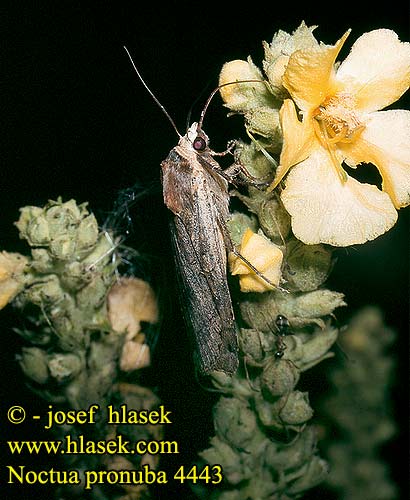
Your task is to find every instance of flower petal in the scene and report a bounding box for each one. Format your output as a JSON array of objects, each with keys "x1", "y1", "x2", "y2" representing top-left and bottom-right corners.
[
  {"x1": 108, "y1": 277, "x2": 158, "y2": 337},
  {"x1": 283, "y1": 31, "x2": 350, "y2": 111},
  {"x1": 336, "y1": 29, "x2": 410, "y2": 112},
  {"x1": 280, "y1": 149, "x2": 397, "y2": 246},
  {"x1": 229, "y1": 228, "x2": 283, "y2": 292},
  {"x1": 341, "y1": 109, "x2": 410, "y2": 208},
  {"x1": 0, "y1": 251, "x2": 27, "y2": 309},
  {"x1": 270, "y1": 99, "x2": 317, "y2": 188}
]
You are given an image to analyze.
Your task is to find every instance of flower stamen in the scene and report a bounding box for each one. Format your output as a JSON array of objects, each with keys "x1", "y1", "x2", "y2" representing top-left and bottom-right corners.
[
  {"x1": 312, "y1": 93, "x2": 365, "y2": 183},
  {"x1": 313, "y1": 116, "x2": 348, "y2": 183}
]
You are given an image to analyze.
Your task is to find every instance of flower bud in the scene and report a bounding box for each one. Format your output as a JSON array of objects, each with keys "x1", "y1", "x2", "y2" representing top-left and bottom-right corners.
[
  {"x1": 76, "y1": 214, "x2": 99, "y2": 252},
  {"x1": 254, "y1": 395, "x2": 284, "y2": 430},
  {"x1": 48, "y1": 353, "x2": 83, "y2": 382},
  {"x1": 23, "y1": 275, "x2": 64, "y2": 306},
  {"x1": 257, "y1": 195, "x2": 291, "y2": 243},
  {"x1": 283, "y1": 240, "x2": 333, "y2": 292},
  {"x1": 279, "y1": 391, "x2": 313, "y2": 425},
  {"x1": 238, "y1": 328, "x2": 265, "y2": 365},
  {"x1": 226, "y1": 211, "x2": 258, "y2": 247},
  {"x1": 214, "y1": 397, "x2": 261, "y2": 449},
  {"x1": 19, "y1": 347, "x2": 49, "y2": 384},
  {"x1": 200, "y1": 436, "x2": 244, "y2": 485},
  {"x1": 261, "y1": 359, "x2": 300, "y2": 397},
  {"x1": 219, "y1": 59, "x2": 273, "y2": 113},
  {"x1": 15, "y1": 206, "x2": 43, "y2": 237},
  {"x1": 232, "y1": 184, "x2": 291, "y2": 245},
  {"x1": 245, "y1": 106, "x2": 281, "y2": 142},
  {"x1": 264, "y1": 426, "x2": 318, "y2": 469},
  {"x1": 293, "y1": 290, "x2": 346, "y2": 319},
  {"x1": 25, "y1": 215, "x2": 50, "y2": 246},
  {"x1": 262, "y1": 21, "x2": 318, "y2": 98},
  {"x1": 286, "y1": 456, "x2": 329, "y2": 494}
]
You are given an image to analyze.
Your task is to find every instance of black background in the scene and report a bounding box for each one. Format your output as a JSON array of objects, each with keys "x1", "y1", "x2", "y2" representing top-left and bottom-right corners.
[{"x1": 1, "y1": 2, "x2": 409, "y2": 499}]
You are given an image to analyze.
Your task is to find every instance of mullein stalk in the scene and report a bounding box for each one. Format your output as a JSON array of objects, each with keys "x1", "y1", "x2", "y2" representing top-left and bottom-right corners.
[{"x1": 2, "y1": 198, "x2": 160, "y2": 500}]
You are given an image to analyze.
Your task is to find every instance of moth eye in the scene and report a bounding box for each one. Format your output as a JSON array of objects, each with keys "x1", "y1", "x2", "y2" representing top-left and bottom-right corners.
[{"x1": 193, "y1": 136, "x2": 206, "y2": 151}]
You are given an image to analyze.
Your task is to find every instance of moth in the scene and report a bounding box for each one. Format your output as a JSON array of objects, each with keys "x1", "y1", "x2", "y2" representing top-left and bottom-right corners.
[
  {"x1": 124, "y1": 47, "x2": 270, "y2": 375},
  {"x1": 161, "y1": 121, "x2": 238, "y2": 374}
]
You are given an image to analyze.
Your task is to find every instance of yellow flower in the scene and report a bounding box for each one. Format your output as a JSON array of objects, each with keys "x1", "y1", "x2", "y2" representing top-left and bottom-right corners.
[
  {"x1": 229, "y1": 228, "x2": 283, "y2": 292},
  {"x1": 273, "y1": 29, "x2": 410, "y2": 246},
  {"x1": 0, "y1": 251, "x2": 27, "y2": 309},
  {"x1": 107, "y1": 277, "x2": 158, "y2": 371},
  {"x1": 107, "y1": 277, "x2": 158, "y2": 337}
]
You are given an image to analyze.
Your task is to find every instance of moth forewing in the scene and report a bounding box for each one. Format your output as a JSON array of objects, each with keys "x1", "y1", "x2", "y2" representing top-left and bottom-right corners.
[{"x1": 161, "y1": 122, "x2": 238, "y2": 374}]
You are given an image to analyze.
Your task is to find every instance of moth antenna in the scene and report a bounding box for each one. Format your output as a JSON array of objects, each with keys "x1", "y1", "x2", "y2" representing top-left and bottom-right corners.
[
  {"x1": 198, "y1": 79, "x2": 266, "y2": 131},
  {"x1": 123, "y1": 46, "x2": 182, "y2": 138}
]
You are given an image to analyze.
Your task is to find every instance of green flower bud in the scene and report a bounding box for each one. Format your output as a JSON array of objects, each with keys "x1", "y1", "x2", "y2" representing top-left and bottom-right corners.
[
  {"x1": 51, "y1": 315, "x2": 86, "y2": 351},
  {"x1": 286, "y1": 456, "x2": 329, "y2": 494},
  {"x1": 261, "y1": 359, "x2": 300, "y2": 397},
  {"x1": 49, "y1": 235, "x2": 77, "y2": 260},
  {"x1": 240, "y1": 291, "x2": 285, "y2": 331},
  {"x1": 254, "y1": 395, "x2": 284, "y2": 430},
  {"x1": 200, "y1": 437, "x2": 244, "y2": 485},
  {"x1": 76, "y1": 274, "x2": 110, "y2": 309},
  {"x1": 81, "y1": 232, "x2": 117, "y2": 270},
  {"x1": 239, "y1": 328, "x2": 265, "y2": 365},
  {"x1": 283, "y1": 240, "x2": 333, "y2": 292},
  {"x1": 245, "y1": 106, "x2": 282, "y2": 144},
  {"x1": 19, "y1": 347, "x2": 49, "y2": 384},
  {"x1": 15, "y1": 206, "x2": 43, "y2": 237},
  {"x1": 262, "y1": 22, "x2": 318, "y2": 98},
  {"x1": 236, "y1": 141, "x2": 275, "y2": 179},
  {"x1": 23, "y1": 275, "x2": 64, "y2": 306},
  {"x1": 279, "y1": 391, "x2": 313, "y2": 426},
  {"x1": 30, "y1": 248, "x2": 53, "y2": 273},
  {"x1": 26, "y1": 215, "x2": 50, "y2": 246},
  {"x1": 227, "y1": 212, "x2": 258, "y2": 247},
  {"x1": 294, "y1": 327, "x2": 339, "y2": 371},
  {"x1": 264, "y1": 426, "x2": 318, "y2": 470},
  {"x1": 214, "y1": 398, "x2": 261, "y2": 449},
  {"x1": 76, "y1": 214, "x2": 99, "y2": 252},
  {"x1": 257, "y1": 196, "x2": 291, "y2": 243},
  {"x1": 60, "y1": 261, "x2": 93, "y2": 291},
  {"x1": 219, "y1": 57, "x2": 277, "y2": 113},
  {"x1": 233, "y1": 186, "x2": 290, "y2": 245},
  {"x1": 48, "y1": 353, "x2": 83, "y2": 382},
  {"x1": 292, "y1": 290, "x2": 346, "y2": 319}
]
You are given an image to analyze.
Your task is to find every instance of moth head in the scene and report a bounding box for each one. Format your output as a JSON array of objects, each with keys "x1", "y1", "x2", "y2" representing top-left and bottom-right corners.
[{"x1": 187, "y1": 122, "x2": 209, "y2": 152}]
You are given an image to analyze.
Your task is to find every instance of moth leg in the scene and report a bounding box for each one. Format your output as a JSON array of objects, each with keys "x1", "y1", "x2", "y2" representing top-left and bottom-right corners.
[
  {"x1": 223, "y1": 147, "x2": 272, "y2": 188},
  {"x1": 209, "y1": 138, "x2": 273, "y2": 187},
  {"x1": 210, "y1": 139, "x2": 237, "y2": 157},
  {"x1": 206, "y1": 158, "x2": 271, "y2": 188},
  {"x1": 223, "y1": 162, "x2": 271, "y2": 188}
]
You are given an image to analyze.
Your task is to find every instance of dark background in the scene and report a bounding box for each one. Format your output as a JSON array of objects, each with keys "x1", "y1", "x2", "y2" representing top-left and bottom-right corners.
[{"x1": 1, "y1": 2, "x2": 409, "y2": 499}]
